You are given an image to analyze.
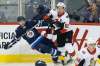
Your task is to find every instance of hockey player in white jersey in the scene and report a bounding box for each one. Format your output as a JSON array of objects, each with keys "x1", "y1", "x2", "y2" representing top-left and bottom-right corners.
[
  {"x1": 50, "y1": 2, "x2": 70, "y2": 26},
  {"x1": 75, "y1": 38, "x2": 100, "y2": 66},
  {"x1": 48, "y1": 2, "x2": 75, "y2": 65}
]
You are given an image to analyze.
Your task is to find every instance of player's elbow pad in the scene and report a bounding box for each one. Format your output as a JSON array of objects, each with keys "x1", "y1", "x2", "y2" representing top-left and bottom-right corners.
[{"x1": 78, "y1": 59, "x2": 85, "y2": 66}]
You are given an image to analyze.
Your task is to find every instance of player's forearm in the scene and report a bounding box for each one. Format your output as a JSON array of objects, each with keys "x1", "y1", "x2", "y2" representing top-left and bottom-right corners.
[
  {"x1": 4, "y1": 37, "x2": 20, "y2": 49},
  {"x1": 8, "y1": 36, "x2": 21, "y2": 47}
]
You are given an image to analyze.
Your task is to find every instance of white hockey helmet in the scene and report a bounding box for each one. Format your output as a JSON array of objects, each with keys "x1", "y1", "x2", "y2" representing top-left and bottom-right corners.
[{"x1": 57, "y1": 2, "x2": 66, "y2": 8}]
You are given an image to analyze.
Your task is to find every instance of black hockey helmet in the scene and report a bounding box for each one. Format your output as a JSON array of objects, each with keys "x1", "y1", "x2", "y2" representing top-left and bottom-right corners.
[
  {"x1": 35, "y1": 60, "x2": 47, "y2": 66},
  {"x1": 17, "y1": 16, "x2": 25, "y2": 22},
  {"x1": 37, "y1": 5, "x2": 50, "y2": 15}
]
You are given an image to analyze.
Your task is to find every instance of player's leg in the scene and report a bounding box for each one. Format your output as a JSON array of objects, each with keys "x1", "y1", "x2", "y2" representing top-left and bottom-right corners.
[
  {"x1": 64, "y1": 30, "x2": 75, "y2": 57},
  {"x1": 56, "y1": 30, "x2": 74, "y2": 64},
  {"x1": 41, "y1": 36, "x2": 60, "y2": 63},
  {"x1": 31, "y1": 35, "x2": 61, "y2": 56},
  {"x1": 64, "y1": 30, "x2": 75, "y2": 64},
  {"x1": 40, "y1": 36, "x2": 57, "y2": 49}
]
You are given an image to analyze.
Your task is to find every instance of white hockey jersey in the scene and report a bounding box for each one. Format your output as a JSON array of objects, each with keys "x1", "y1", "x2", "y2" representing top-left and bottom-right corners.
[
  {"x1": 50, "y1": 9, "x2": 70, "y2": 24},
  {"x1": 76, "y1": 46, "x2": 100, "y2": 66}
]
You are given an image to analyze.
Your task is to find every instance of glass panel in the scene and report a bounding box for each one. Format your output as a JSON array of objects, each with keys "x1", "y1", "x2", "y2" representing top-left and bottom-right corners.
[{"x1": 0, "y1": 0, "x2": 18, "y2": 22}]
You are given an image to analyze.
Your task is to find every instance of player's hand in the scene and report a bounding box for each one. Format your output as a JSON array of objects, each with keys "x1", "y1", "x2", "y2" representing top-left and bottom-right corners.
[{"x1": 4, "y1": 43, "x2": 13, "y2": 49}]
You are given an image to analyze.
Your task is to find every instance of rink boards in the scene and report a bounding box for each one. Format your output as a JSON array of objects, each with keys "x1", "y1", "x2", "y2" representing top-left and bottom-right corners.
[{"x1": 0, "y1": 22, "x2": 100, "y2": 63}]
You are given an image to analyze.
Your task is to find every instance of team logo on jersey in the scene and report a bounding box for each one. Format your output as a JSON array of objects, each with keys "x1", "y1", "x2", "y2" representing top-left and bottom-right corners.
[{"x1": 26, "y1": 31, "x2": 34, "y2": 38}]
